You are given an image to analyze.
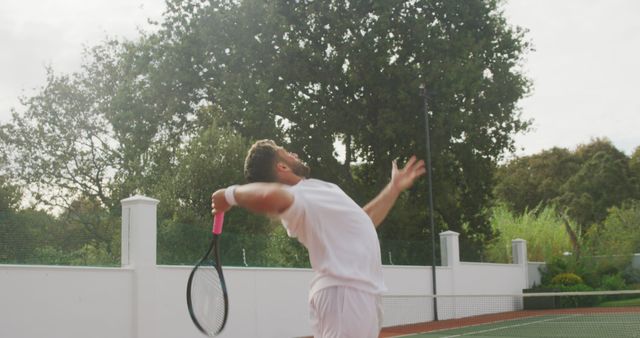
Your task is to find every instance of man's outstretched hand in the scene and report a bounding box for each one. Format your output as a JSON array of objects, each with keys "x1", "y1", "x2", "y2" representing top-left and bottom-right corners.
[{"x1": 390, "y1": 156, "x2": 427, "y2": 193}]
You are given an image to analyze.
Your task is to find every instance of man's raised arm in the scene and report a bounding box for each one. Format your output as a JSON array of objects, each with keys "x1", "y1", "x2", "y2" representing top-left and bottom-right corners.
[
  {"x1": 211, "y1": 183, "x2": 293, "y2": 216},
  {"x1": 363, "y1": 156, "x2": 426, "y2": 227}
]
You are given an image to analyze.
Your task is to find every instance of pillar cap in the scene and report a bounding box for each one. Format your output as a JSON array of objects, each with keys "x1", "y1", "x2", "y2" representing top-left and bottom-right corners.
[
  {"x1": 121, "y1": 195, "x2": 160, "y2": 206},
  {"x1": 440, "y1": 230, "x2": 459, "y2": 236}
]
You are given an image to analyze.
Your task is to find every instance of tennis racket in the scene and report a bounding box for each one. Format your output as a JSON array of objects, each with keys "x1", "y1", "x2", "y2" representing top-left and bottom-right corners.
[{"x1": 187, "y1": 212, "x2": 229, "y2": 336}]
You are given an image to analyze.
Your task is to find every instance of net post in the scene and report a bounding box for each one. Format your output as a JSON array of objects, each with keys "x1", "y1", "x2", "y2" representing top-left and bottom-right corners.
[{"x1": 420, "y1": 83, "x2": 438, "y2": 321}]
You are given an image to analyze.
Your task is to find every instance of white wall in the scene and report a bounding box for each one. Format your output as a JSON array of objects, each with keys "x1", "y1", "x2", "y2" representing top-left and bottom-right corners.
[
  {"x1": 454, "y1": 263, "x2": 526, "y2": 294},
  {"x1": 0, "y1": 195, "x2": 533, "y2": 338},
  {"x1": 0, "y1": 265, "x2": 133, "y2": 338},
  {"x1": 379, "y1": 234, "x2": 529, "y2": 327},
  {"x1": 154, "y1": 266, "x2": 313, "y2": 338}
]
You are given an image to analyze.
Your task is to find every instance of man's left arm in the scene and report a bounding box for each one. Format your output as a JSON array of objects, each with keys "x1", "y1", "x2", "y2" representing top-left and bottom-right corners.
[{"x1": 362, "y1": 156, "x2": 426, "y2": 227}]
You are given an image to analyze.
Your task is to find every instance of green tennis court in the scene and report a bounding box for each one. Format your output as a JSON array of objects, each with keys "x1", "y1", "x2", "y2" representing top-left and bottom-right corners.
[
  {"x1": 380, "y1": 292, "x2": 640, "y2": 338},
  {"x1": 387, "y1": 312, "x2": 640, "y2": 338}
]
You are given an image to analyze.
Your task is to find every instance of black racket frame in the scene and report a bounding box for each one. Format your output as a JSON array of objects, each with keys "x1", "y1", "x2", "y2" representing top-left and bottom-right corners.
[{"x1": 186, "y1": 234, "x2": 229, "y2": 336}]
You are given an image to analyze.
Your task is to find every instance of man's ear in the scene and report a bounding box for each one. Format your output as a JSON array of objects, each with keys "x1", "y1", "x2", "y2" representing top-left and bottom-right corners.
[{"x1": 276, "y1": 161, "x2": 290, "y2": 173}]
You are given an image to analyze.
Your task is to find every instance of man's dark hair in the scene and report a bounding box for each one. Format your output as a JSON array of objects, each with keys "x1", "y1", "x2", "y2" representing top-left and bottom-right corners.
[{"x1": 244, "y1": 139, "x2": 279, "y2": 183}]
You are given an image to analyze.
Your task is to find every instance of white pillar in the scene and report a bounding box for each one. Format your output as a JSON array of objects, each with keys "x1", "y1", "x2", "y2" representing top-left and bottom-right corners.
[
  {"x1": 511, "y1": 238, "x2": 529, "y2": 289},
  {"x1": 440, "y1": 231, "x2": 460, "y2": 307},
  {"x1": 122, "y1": 195, "x2": 159, "y2": 338},
  {"x1": 440, "y1": 231, "x2": 460, "y2": 267},
  {"x1": 632, "y1": 254, "x2": 640, "y2": 269}
]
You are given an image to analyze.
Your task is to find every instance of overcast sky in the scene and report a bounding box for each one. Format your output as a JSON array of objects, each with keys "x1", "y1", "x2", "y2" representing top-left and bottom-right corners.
[{"x1": 1, "y1": 0, "x2": 638, "y2": 157}]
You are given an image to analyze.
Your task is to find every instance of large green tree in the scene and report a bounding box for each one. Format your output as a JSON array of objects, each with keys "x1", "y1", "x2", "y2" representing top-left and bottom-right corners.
[
  {"x1": 587, "y1": 201, "x2": 640, "y2": 259},
  {"x1": 0, "y1": 66, "x2": 120, "y2": 211},
  {"x1": 556, "y1": 140, "x2": 636, "y2": 228},
  {"x1": 154, "y1": 120, "x2": 282, "y2": 265},
  {"x1": 495, "y1": 139, "x2": 639, "y2": 232},
  {"x1": 0, "y1": 174, "x2": 20, "y2": 214},
  {"x1": 1, "y1": 0, "x2": 532, "y2": 263},
  {"x1": 494, "y1": 147, "x2": 579, "y2": 214},
  {"x1": 0, "y1": 166, "x2": 24, "y2": 263},
  {"x1": 630, "y1": 146, "x2": 640, "y2": 193},
  {"x1": 150, "y1": 0, "x2": 532, "y2": 259}
]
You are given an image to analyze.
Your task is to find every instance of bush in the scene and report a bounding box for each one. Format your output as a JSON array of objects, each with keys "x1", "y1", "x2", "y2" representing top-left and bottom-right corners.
[
  {"x1": 551, "y1": 273, "x2": 584, "y2": 286},
  {"x1": 485, "y1": 204, "x2": 572, "y2": 263},
  {"x1": 539, "y1": 256, "x2": 571, "y2": 286},
  {"x1": 600, "y1": 274, "x2": 627, "y2": 290},
  {"x1": 540, "y1": 254, "x2": 634, "y2": 290},
  {"x1": 588, "y1": 201, "x2": 640, "y2": 259},
  {"x1": 555, "y1": 284, "x2": 601, "y2": 308},
  {"x1": 556, "y1": 284, "x2": 594, "y2": 292}
]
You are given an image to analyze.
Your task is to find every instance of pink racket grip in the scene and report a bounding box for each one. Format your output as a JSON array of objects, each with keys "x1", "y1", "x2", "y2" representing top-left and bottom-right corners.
[{"x1": 213, "y1": 212, "x2": 225, "y2": 235}]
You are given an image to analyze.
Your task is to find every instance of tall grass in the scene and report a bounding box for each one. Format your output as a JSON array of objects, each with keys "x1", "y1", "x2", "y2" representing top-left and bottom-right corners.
[{"x1": 485, "y1": 204, "x2": 573, "y2": 263}]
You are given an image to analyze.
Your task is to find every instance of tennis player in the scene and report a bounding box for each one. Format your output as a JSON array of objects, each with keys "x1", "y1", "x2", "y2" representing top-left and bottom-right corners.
[{"x1": 211, "y1": 139, "x2": 426, "y2": 338}]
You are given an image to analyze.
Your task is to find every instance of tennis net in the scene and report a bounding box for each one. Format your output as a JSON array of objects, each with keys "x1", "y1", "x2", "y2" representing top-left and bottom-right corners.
[{"x1": 381, "y1": 290, "x2": 640, "y2": 337}]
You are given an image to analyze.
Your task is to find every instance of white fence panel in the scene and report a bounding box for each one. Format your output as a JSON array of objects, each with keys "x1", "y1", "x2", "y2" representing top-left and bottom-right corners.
[{"x1": 0, "y1": 195, "x2": 535, "y2": 338}]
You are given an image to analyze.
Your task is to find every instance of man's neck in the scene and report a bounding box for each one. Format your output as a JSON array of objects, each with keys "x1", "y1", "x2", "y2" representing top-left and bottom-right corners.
[{"x1": 280, "y1": 175, "x2": 303, "y2": 186}]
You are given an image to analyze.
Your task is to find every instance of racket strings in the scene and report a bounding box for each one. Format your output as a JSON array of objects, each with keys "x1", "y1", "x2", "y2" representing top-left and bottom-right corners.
[{"x1": 191, "y1": 264, "x2": 227, "y2": 334}]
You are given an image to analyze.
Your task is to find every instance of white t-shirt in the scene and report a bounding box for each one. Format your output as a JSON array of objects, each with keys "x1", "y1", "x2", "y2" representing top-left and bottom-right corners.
[{"x1": 279, "y1": 178, "x2": 387, "y2": 299}]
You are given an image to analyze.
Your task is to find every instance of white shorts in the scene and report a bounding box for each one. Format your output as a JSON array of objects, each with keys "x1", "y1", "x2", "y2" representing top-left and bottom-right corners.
[{"x1": 310, "y1": 286, "x2": 383, "y2": 338}]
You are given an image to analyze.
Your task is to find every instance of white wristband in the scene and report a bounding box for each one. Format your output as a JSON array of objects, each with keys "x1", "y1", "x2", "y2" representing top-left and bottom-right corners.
[{"x1": 224, "y1": 185, "x2": 239, "y2": 206}]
